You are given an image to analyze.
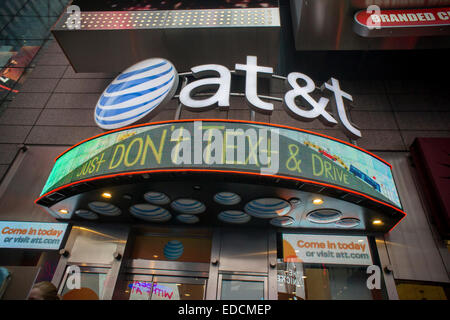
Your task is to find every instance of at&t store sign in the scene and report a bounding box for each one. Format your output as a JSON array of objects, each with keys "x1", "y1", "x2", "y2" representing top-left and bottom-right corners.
[
  {"x1": 95, "y1": 56, "x2": 362, "y2": 140},
  {"x1": 35, "y1": 55, "x2": 406, "y2": 233}
]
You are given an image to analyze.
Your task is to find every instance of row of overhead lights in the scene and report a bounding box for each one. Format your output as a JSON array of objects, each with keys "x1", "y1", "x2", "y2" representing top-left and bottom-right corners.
[
  {"x1": 310, "y1": 197, "x2": 383, "y2": 226},
  {"x1": 63, "y1": 9, "x2": 275, "y2": 29},
  {"x1": 62, "y1": 11, "x2": 272, "y2": 28},
  {"x1": 58, "y1": 192, "x2": 384, "y2": 226},
  {"x1": 58, "y1": 192, "x2": 111, "y2": 215}
]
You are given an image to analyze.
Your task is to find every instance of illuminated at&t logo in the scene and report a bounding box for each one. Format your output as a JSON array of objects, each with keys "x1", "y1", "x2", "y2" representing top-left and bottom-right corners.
[
  {"x1": 163, "y1": 240, "x2": 184, "y2": 260},
  {"x1": 95, "y1": 56, "x2": 362, "y2": 139},
  {"x1": 95, "y1": 58, "x2": 179, "y2": 130}
]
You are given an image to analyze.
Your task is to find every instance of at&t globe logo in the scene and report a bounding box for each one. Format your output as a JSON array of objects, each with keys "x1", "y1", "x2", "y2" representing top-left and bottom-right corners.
[
  {"x1": 95, "y1": 58, "x2": 178, "y2": 130},
  {"x1": 163, "y1": 240, "x2": 184, "y2": 261}
]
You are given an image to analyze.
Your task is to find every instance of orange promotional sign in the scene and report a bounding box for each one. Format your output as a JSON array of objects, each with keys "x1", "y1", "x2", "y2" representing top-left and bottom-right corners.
[{"x1": 283, "y1": 234, "x2": 373, "y2": 266}]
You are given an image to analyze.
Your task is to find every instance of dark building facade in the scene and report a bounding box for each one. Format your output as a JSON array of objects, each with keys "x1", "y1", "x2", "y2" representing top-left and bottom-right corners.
[{"x1": 0, "y1": 0, "x2": 449, "y2": 300}]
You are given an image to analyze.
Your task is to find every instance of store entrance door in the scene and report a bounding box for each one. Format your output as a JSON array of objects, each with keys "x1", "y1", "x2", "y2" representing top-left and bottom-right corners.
[
  {"x1": 113, "y1": 227, "x2": 212, "y2": 300},
  {"x1": 218, "y1": 274, "x2": 268, "y2": 300}
]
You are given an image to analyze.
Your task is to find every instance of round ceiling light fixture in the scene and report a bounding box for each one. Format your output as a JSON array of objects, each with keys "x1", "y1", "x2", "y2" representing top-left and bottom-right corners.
[
  {"x1": 218, "y1": 210, "x2": 251, "y2": 224},
  {"x1": 74, "y1": 209, "x2": 99, "y2": 220},
  {"x1": 171, "y1": 198, "x2": 206, "y2": 214},
  {"x1": 144, "y1": 191, "x2": 170, "y2": 205},
  {"x1": 244, "y1": 198, "x2": 291, "y2": 218},
  {"x1": 213, "y1": 192, "x2": 241, "y2": 206},
  {"x1": 335, "y1": 217, "x2": 361, "y2": 228},
  {"x1": 88, "y1": 202, "x2": 121, "y2": 216},
  {"x1": 176, "y1": 214, "x2": 200, "y2": 224},
  {"x1": 129, "y1": 204, "x2": 171, "y2": 222},
  {"x1": 270, "y1": 216, "x2": 295, "y2": 227},
  {"x1": 289, "y1": 198, "x2": 301, "y2": 206},
  {"x1": 306, "y1": 209, "x2": 342, "y2": 224}
]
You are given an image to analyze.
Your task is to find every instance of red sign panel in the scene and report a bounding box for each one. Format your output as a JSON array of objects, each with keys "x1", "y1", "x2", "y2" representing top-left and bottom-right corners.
[{"x1": 354, "y1": 7, "x2": 450, "y2": 37}]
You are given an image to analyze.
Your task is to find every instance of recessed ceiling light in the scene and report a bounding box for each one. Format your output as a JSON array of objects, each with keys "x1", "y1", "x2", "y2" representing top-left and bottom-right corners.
[
  {"x1": 372, "y1": 219, "x2": 383, "y2": 225},
  {"x1": 214, "y1": 192, "x2": 241, "y2": 205},
  {"x1": 171, "y1": 199, "x2": 206, "y2": 214},
  {"x1": 88, "y1": 202, "x2": 121, "y2": 216},
  {"x1": 176, "y1": 214, "x2": 200, "y2": 224},
  {"x1": 102, "y1": 192, "x2": 112, "y2": 199},
  {"x1": 335, "y1": 217, "x2": 361, "y2": 228},
  {"x1": 218, "y1": 211, "x2": 250, "y2": 224},
  {"x1": 312, "y1": 198, "x2": 323, "y2": 205},
  {"x1": 58, "y1": 209, "x2": 69, "y2": 214},
  {"x1": 74, "y1": 209, "x2": 98, "y2": 220},
  {"x1": 270, "y1": 216, "x2": 295, "y2": 227},
  {"x1": 307, "y1": 209, "x2": 342, "y2": 224},
  {"x1": 244, "y1": 198, "x2": 291, "y2": 218},
  {"x1": 144, "y1": 191, "x2": 170, "y2": 205},
  {"x1": 130, "y1": 204, "x2": 171, "y2": 222}
]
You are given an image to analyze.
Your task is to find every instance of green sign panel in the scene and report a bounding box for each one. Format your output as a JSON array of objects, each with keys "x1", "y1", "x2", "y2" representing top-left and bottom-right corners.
[{"x1": 40, "y1": 121, "x2": 402, "y2": 209}]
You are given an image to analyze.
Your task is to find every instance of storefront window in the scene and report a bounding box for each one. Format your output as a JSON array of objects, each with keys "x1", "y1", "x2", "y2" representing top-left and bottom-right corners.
[
  {"x1": 277, "y1": 262, "x2": 382, "y2": 300},
  {"x1": 130, "y1": 230, "x2": 212, "y2": 263},
  {"x1": 278, "y1": 233, "x2": 387, "y2": 300}
]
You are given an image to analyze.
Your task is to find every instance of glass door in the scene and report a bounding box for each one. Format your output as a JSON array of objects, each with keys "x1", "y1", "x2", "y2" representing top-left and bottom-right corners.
[
  {"x1": 218, "y1": 274, "x2": 267, "y2": 300},
  {"x1": 117, "y1": 274, "x2": 154, "y2": 300},
  {"x1": 58, "y1": 266, "x2": 110, "y2": 300},
  {"x1": 115, "y1": 274, "x2": 207, "y2": 300},
  {"x1": 150, "y1": 276, "x2": 206, "y2": 300}
]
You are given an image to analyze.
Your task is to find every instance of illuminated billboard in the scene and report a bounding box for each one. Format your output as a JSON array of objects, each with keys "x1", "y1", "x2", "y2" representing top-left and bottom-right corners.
[
  {"x1": 283, "y1": 234, "x2": 373, "y2": 265},
  {"x1": 39, "y1": 120, "x2": 402, "y2": 210},
  {"x1": 0, "y1": 221, "x2": 68, "y2": 250}
]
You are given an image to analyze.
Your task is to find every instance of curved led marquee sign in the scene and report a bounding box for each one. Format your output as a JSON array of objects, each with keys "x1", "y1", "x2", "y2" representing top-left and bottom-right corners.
[
  {"x1": 37, "y1": 120, "x2": 402, "y2": 216},
  {"x1": 96, "y1": 56, "x2": 361, "y2": 139}
]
